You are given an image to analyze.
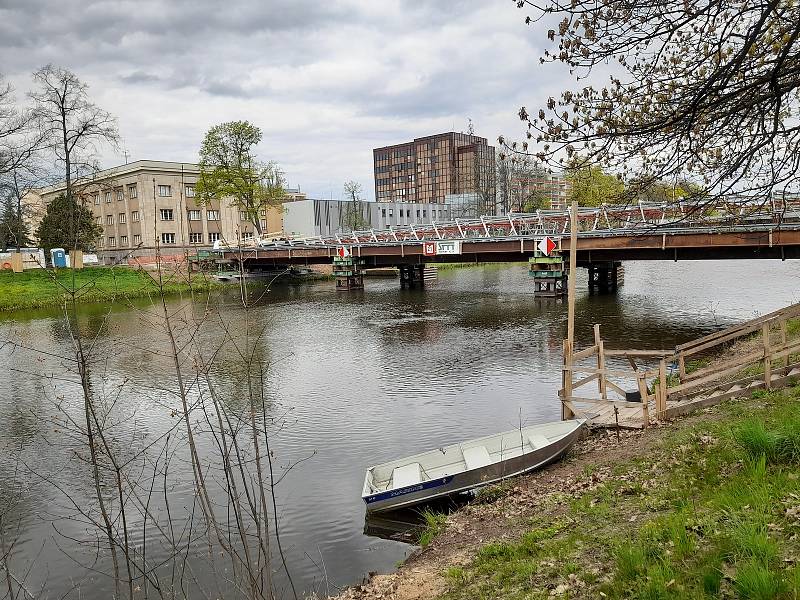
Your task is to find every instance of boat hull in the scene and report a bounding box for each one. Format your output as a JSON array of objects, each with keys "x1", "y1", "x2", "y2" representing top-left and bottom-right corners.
[{"x1": 363, "y1": 423, "x2": 583, "y2": 513}]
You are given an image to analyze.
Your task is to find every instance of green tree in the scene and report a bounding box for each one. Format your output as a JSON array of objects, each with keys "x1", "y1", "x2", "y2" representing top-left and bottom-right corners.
[
  {"x1": 0, "y1": 195, "x2": 31, "y2": 251},
  {"x1": 565, "y1": 159, "x2": 625, "y2": 207},
  {"x1": 35, "y1": 193, "x2": 101, "y2": 253},
  {"x1": 196, "y1": 121, "x2": 285, "y2": 237}
]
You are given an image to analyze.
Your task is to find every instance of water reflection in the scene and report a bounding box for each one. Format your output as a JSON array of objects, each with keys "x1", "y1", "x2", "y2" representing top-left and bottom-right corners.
[{"x1": 1, "y1": 260, "x2": 799, "y2": 598}]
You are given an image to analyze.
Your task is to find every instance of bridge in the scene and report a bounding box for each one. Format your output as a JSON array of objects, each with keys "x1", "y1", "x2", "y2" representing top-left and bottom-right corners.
[{"x1": 216, "y1": 200, "x2": 800, "y2": 292}]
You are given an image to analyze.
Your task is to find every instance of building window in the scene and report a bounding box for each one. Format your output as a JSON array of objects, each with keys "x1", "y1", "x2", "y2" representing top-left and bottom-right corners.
[
  {"x1": 106, "y1": 215, "x2": 114, "y2": 225},
  {"x1": 423, "y1": 209, "x2": 427, "y2": 217},
  {"x1": 189, "y1": 232, "x2": 203, "y2": 244},
  {"x1": 240, "y1": 211, "x2": 248, "y2": 222},
  {"x1": 95, "y1": 216, "x2": 101, "y2": 225},
  {"x1": 133, "y1": 234, "x2": 141, "y2": 244},
  {"x1": 161, "y1": 232, "x2": 175, "y2": 244},
  {"x1": 207, "y1": 210, "x2": 219, "y2": 221},
  {"x1": 208, "y1": 232, "x2": 220, "y2": 243},
  {"x1": 118, "y1": 212, "x2": 126, "y2": 224},
  {"x1": 105, "y1": 191, "x2": 112, "y2": 203},
  {"x1": 188, "y1": 210, "x2": 201, "y2": 221},
  {"x1": 131, "y1": 210, "x2": 140, "y2": 222},
  {"x1": 388, "y1": 209, "x2": 393, "y2": 217},
  {"x1": 93, "y1": 194, "x2": 100, "y2": 205},
  {"x1": 158, "y1": 185, "x2": 171, "y2": 197},
  {"x1": 128, "y1": 185, "x2": 137, "y2": 199},
  {"x1": 241, "y1": 231, "x2": 254, "y2": 240},
  {"x1": 116, "y1": 188, "x2": 124, "y2": 201},
  {"x1": 120, "y1": 235, "x2": 128, "y2": 245},
  {"x1": 160, "y1": 209, "x2": 174, "y2": 221},
  {"x1": 185, "y1": 185, "x2": 195, "y2": 197},
  {"x1": 381, "y1": 208, "x2": 386, "y2": 217},
  {"x1": 416, "y1": 209, "x2": 420, "y2": 218},
  {"x1": 108, "y1": 236, "x2": 116, "y2": 247}
]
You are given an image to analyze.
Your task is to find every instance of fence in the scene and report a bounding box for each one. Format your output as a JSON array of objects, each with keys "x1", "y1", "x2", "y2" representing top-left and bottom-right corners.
[{"x1": 561, "y1": 302, "x2": 800, "y2": 428}]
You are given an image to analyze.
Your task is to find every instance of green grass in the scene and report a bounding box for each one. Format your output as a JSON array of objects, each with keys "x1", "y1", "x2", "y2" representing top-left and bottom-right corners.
[
  {"x1": 435, "y1": 262, "x2": 527, "y2": 271},
  {"x1": 0, "y1": 267, "x2": 219, "y2": 311},
  {"x1": 417, "y1": 509, "x2": 449, "y2": 548},
  {"x1": 438, "y1": 387, "x2": 800, "y2": 600}
]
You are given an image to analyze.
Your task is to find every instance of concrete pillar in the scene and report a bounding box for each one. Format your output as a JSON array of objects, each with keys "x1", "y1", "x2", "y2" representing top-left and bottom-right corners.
[
  {"x1": 587, "y1": 262, "x2": 624, "y2": 293},
  {"x1": 399, "y1": 264, "x2": 431, "y2": 289}
]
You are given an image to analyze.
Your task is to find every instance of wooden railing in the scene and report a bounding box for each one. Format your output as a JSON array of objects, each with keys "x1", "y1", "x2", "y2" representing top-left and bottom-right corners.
[{"x1": 561, "y1": 302, "x2": 800, "y2": 427}]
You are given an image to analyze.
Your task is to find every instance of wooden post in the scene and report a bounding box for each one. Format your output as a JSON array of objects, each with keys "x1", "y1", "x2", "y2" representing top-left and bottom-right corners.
[
  {"x1": 678, "y1": 353, "x2": 687, "y2": 381},
  {"x1": 763, "y1": 322, "x2": 772, "y2": 390},
  {"x1": 780, "y1": 319, "x2": 788, "y2": 367},
  {"x1": 658, "y1": 358, "x2": 668, "y2": 418},
  {"x1": 562, "y1": 339, "x2": 574, "y2": 420},
  {"x1": 563, "y1": 201, "x2": 578, "y2": 421},
  {"x1": 567, "y1": 201, "x2": 578, "y2": 348},
  {"x1": 594, "y1": 324, "x2": 607, "y2": 399},
  {"x1": 637, "y1": 373, "x2": 649, "y2": 428}
]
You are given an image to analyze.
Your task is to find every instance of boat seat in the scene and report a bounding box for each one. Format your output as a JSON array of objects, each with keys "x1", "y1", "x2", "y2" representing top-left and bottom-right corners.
[
  {"x1": 391, "y1": 463, "x2": 423, "y2": 489},
  {"x1": 528, "y1": 433, "x2": 550, "y2": 450},
  {"x1": 463, "y1": 445, "x2": 492, "y2": 470}
]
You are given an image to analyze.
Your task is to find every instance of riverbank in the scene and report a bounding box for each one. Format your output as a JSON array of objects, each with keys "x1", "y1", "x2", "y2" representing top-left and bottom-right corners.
[
  {"x1": 0, "y1": 267, "x2": 221, "y2": 311},
  {"x1": 335, "y1": 386, "x2": 800, "y2": 600}
]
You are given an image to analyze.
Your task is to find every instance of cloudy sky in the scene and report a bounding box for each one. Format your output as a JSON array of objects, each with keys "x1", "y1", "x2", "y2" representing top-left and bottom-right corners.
[{"x1": 1, "y1": 0, "x2": 567, "y2": 200}]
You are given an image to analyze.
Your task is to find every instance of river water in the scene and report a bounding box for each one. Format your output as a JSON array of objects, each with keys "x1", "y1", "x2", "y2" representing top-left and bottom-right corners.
[{"x1": 0, "y1": 260, "x2": 798, "y2": 598}]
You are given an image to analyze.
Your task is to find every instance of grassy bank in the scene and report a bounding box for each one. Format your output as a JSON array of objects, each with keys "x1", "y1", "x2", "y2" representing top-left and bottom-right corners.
[
  {"x1": 335, "y1": 387, "x2": 800, "y2": 600},
  {"x1": 434, "y1": 261, "x2": 527, "y2": 271},
  {"x1": 439, "y1": 389, "x2": 800, "y2": 599},
  {"x1": 0, "y1": 267, "x2": 220, "y2": 311}
]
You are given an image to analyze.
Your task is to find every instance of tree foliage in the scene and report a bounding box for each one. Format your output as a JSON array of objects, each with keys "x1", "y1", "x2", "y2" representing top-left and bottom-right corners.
[
  {"x1": 196, "y1": 121, "x2": 285, "y2": 236},
  {"x1": 565, "y1": 158, "x2": 625, "y2": 206},
  {"x1": 0, "y1": 195, "x2": 30, "y2": 251},
  {"x1": 35, "y1": 194, "x2": 101, "y2": 253},
  {"x1": 512, "y1": 1, "x2": 800, "y2": 207}
]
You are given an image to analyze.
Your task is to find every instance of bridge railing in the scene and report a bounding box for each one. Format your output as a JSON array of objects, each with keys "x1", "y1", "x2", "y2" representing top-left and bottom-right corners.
[{"x1": 254, "y1": 198, "x2": 796, "y2": 249}]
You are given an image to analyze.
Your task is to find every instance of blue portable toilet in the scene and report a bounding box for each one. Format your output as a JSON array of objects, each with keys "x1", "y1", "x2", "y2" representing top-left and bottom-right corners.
[{"x1": 50, "y1": 248, "x2": 67, "y2": 268}]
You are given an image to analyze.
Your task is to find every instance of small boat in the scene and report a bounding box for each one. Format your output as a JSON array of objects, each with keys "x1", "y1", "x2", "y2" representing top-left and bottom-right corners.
[{"x1": 362, "y1": 419, "x2": 585, "y2": 513}]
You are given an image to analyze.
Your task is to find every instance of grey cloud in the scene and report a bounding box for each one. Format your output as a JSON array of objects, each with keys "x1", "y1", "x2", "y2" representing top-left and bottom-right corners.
[{"x1": 0, "y1": 0, "x2": 561, "y2": 199}]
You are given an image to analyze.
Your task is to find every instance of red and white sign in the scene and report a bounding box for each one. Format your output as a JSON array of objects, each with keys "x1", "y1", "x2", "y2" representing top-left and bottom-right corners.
[
  {"x1": 337, "y1": 246, "x2": 351, "y2": 258},
  {"x1": 537, "y1": 236, "x2": 557, "y2": 256},
  {"x1": 422, "y1": 241, "x2": 462, "y2": 257}
]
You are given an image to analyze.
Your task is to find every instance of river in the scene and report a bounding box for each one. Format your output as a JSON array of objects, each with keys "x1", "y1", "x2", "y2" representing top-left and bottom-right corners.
[{"x1": 0, "y1": 260, "x2": 798, "y2": 599}]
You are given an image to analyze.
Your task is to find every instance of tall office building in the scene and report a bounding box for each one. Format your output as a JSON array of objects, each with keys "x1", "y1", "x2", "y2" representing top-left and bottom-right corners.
[{"x1": 373, "y1": 132, "x2": 496, "y2": 212}]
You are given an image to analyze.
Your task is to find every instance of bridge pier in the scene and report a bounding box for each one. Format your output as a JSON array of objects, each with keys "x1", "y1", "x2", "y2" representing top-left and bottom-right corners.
[
  {"x1": 587, "y1": 262, "x2": 624, "y2": 293},
  {"x1": 529, "y1": 253, "x2": 567, "y2": 297},
  {"x1": 399, "y1": 264, "x2": 436, "y2": 289},
  {"x1": 334, "y1": 256, "x2": 364, "y2": 291}
]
